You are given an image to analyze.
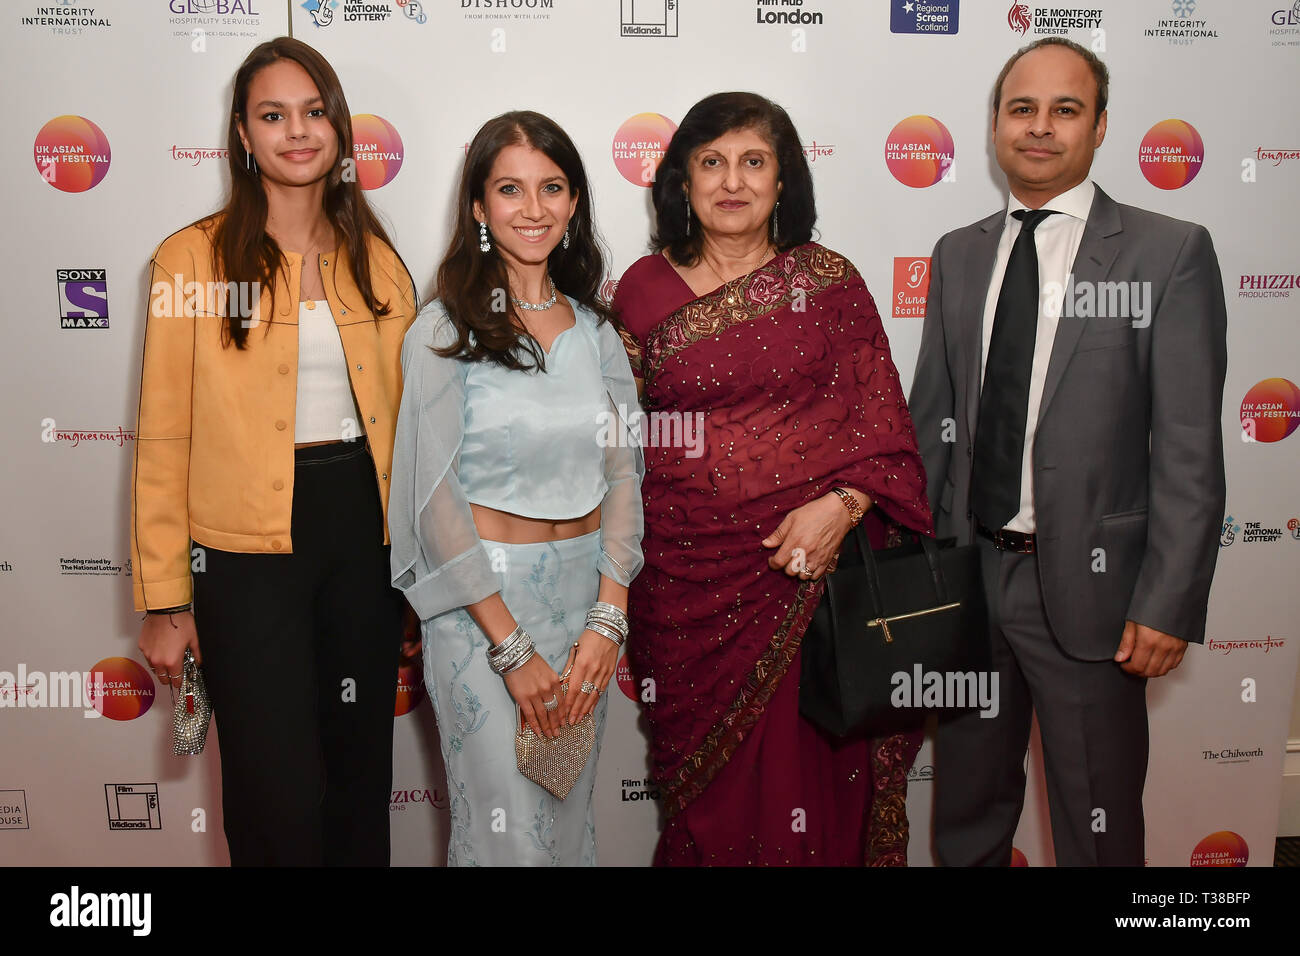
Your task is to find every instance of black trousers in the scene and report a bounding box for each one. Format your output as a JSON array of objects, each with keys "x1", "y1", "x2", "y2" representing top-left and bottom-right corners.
[
  {"x1": 934, "y1": 537, "x2": 1149, "y2": 867},
  {"x1": 193, "y1": 441, "x2": 403, "y2": 866}
]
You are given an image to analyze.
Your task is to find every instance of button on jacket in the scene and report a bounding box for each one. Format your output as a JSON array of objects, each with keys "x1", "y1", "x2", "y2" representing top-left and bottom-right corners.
[{"x1": 130, "y1": 217, "x2": 417, "y2": 611}]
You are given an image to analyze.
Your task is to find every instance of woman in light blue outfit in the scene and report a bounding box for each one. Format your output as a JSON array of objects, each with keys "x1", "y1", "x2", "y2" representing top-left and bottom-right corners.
[{"x1": 388, "y1": 111, "x2": 643, "y2": 866}]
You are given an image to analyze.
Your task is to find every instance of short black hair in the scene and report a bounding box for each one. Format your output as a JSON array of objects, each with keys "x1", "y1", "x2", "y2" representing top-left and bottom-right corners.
[
  {"x1": 651, "y1": 92, "x2": 815, "y2": 267},
  {"x1": 993, "y1": 37, "x2": 1109, "y2": 128}
]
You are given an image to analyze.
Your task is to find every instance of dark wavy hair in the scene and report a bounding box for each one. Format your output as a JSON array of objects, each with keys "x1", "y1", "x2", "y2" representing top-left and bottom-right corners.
[
  {"x1": 435, "y1": 111, "x2": 611, "y2": 372},
  {"x1": 200, "y1": 36, "x2": 399, "y2": 349},
  {"x1": 651, "y1": 92, "x2": 816, "y2": 267}
]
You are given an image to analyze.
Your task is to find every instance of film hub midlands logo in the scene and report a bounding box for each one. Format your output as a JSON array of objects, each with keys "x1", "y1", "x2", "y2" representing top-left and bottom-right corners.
[
  {"x1": 49, "y1": 886, "x2": 151, "y2": 936},
  {"x1": 1005, "y1": 3, "x2": 1102, "y2": 36},
  {"x1": 1190, "y1": 830, "x2": 1248, "y2": 867},
  {"x1": 104, "y1": 783, "x2": 162, "y2": 830},
  {"x1": 0, "y1": 791, "x2": 29, "y2": 829},
  {"x1": 57, "y1": 268, "x2": 108, "y2": 329},
  {"x1": 885, "y1": 115, "x2": 954, "y2": 188},
  {"x1": 19, "y1": 2, "x2": 112, "y2": 36},
  {"x1": 891, "y1": 0, "x2": 958, "y2": 34},
  {"x1": 1138, "y1": 119, "x2": 1204, "y2": 190},
  {"x1": 41, "y1": 418, "x2": 135, "y2": 448},
  {"x1": 892, "y1": 257, "x2": 930, "y2": 318},
  {"x1": 352, "y1": 114, "x2": 403, "y2": 189},
  {"x1": 622, "y1": 0, "x2": 677, "y2": 36},
  {"x1": 1238, "y1": 271, "x2": 1298, "y2": 299},
  {"x1": 34, "y1": 115, "x2": 110, "y2": 193},
  {"x1": 612, "y1": 112, "x2": 677, "y2": 187},
  {"x1": 1206, "y1": 635, "x2": 1286, "y2": 655},
  {"x1": 1143, "y1": 0, "x2": 1220, "y2": 44},
  {"x1": 390, "y1": 786, "x2": 448, "y2": 811},
  {"x1": 1239, "y1": 377, "x2": 1300, "y2": 443}
]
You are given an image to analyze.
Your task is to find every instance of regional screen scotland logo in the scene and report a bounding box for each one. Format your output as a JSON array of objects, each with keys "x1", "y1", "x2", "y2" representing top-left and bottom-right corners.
[{"x1": 891, "y1": 0, "x2": 958, "y2": 34}]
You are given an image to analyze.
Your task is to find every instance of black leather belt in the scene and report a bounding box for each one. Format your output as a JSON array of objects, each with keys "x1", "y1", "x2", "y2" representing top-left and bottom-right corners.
[{"x1": 976, "y1": 521, "x2": 1036, "y2": 554}]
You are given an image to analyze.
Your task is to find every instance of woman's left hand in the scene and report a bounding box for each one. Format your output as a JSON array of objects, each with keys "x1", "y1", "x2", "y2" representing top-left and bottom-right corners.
[
  {"x1": 562, "y1": 629, "x2": 619, "y2": 725},
  {"x1": 762, "y1": 493, "x2": 855, "y2": 581}
]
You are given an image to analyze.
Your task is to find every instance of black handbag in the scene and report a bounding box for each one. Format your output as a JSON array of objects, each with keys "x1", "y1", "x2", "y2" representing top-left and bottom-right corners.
[{"x1": 798, "y1": 525, "x2": 991, "y2": 738}]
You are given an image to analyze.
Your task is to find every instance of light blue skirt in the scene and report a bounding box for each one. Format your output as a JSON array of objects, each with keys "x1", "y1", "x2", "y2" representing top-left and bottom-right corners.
[{"x1": 421, "y1": 529, "x2": 607, "y2": 866}]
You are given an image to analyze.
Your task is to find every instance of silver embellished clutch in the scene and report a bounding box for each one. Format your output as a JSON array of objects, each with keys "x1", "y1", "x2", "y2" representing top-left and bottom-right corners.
[
  {"x1": 172, "y1": 648, "x2": 212, "y2": 756},
  {"x1": 515, "y1": 647, "x2": 594, "y2": 800}
]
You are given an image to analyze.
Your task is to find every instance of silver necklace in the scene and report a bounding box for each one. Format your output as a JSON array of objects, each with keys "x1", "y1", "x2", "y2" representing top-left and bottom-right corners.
[{"x1": 511, "y1": 275, "x2": 557, "y2": 311}]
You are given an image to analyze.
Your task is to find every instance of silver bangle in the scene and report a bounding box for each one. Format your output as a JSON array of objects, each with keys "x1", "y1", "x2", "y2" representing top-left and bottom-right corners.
[
  {"x1": 488, "y1": 624, "x2": 526, "y2": 658},
  {"x1": 585, "y1": 620, "x2": 625, "y2": 647},
  {"x1": 498, "y1": 646, "x2": 536, "y2": 675},
  {"x1": 488, "y1": 626, "x2": 534, "y2": 674}
]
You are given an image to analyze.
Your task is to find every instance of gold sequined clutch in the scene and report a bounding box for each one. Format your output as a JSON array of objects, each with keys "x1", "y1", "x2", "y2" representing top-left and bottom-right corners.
[
  {"x1": 172, "y1": 648, "x2": 212, "y2": 756},
  {"x1": 515, "y1": 647, "x2": 594, "y2": 800}
]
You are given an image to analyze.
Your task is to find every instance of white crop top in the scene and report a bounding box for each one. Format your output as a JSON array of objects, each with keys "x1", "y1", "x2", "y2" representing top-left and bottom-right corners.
[{"x1": 295, "y1": 300, "x2": 365, "y2": 443}]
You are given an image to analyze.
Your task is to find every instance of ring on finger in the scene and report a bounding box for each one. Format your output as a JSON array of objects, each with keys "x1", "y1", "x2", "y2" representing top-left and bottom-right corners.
[
  {"x1": 543, "y1": 695, "x2": 558, "y2": 711},
  {"x1": 580, "y1": 681, "x2": 596, "y2": 695}
]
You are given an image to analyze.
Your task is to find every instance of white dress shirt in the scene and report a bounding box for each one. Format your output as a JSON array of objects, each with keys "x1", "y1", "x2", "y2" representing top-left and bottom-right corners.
[{"x1": 979, "y1": 179, "x2": 1095, "y2": 533}]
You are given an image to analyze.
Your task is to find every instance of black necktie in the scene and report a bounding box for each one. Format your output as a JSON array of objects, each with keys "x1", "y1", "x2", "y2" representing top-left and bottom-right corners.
[{"x1": 972, "y1": 208, "x2": 1057, "y2": 530}]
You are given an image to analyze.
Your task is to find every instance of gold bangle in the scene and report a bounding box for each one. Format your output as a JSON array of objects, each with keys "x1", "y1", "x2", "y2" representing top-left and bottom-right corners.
[{"x1": 831, "y1": 487, "x2": 864, "y2": 527}]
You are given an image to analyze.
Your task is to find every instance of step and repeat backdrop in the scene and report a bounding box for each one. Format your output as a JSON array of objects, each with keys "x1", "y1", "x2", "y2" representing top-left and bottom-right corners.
[{"x1": 1, "y1": 0, "x2": 1298, "y2": 867}]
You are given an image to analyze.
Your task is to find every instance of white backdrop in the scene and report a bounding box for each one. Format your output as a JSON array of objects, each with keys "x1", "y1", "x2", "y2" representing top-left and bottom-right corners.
[{"x1": 2, "y1": 0, "x2": 1297, "y2": 868}]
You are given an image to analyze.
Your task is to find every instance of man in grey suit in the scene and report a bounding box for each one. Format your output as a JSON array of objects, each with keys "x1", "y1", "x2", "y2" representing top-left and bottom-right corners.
[{"x1": 908, "y1": 37, "x2": 1227, "y2": 866}]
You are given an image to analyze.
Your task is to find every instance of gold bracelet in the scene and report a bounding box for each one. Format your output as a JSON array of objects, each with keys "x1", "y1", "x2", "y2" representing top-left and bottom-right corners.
[{"x1": 831, "y1": 487, "x2": 864, "y2": 527}]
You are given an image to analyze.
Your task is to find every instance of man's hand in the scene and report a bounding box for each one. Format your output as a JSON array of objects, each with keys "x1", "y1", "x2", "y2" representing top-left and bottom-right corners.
[{"x1": 1114, "y1": 620, "x2": 1187, "y2": 678}]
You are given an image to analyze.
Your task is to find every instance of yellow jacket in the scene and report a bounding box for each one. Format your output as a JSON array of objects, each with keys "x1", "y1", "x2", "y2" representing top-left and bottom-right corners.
[{"x1": 130, "y1": 218, "x2": 417, "y2": 611}]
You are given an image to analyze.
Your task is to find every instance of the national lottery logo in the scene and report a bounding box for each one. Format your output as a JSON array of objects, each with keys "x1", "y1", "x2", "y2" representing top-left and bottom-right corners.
[
  {"x1": 56, "y1": 268, "x2": 109, "y2": 330},
  {"x1": 33, "y1": 115, "x2": 111, "y2": 193},
  {"x1": 302, "y1": 0, "x2": 338, "y2": 25},
  {"x1": 1219, "y1": 515, "x2": 1241, "y2": 547}
]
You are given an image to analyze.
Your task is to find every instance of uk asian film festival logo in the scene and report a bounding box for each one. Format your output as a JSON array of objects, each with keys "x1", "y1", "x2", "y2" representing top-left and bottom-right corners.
[
  {"x1": 0, "y1": 657, "x2": 153, "y2": 718},
  {"x1": 56, "y1": 268, "x2": 109, "y2": 329},
  {"x1": 394, "y1": 660, "x2": 425, "y2": 716},
  {"x1": 1239, "y1": 377, "x2": 1300, "y2": 443},
  {"x1": 351, "y1": 114, "x2": 403, "y2": 190},
  {"x1": 87, "y1": 658, "x2": 155, "y2": 720},
  {"x1": 892, "y1": 257, "x2": 930, "y2": 318},
  {"x1": 1190, "y1": 831, "x2": 1248, "y2": 867},
  {"x1": 612, "y1": 113, "x2": 678, "y2": 188},
  {"x1": 885, "y1": 115, "x2": 954, "y2": 188},
  {"x1": 621, "y1": 0, "x2": 677, "y2": 37},
  {"x1": 1005, "y1": 2, "x2": 1102, "y2": 37},
  {"x1": 33, "y1": 115, "x2": 110, "y2": 193},
  {"x1": 891, "y1": 0, "x2": 958, "y2": 35},
  {"x1": 1137, "y1": 119, "x2": 1203, "y2": 190}
]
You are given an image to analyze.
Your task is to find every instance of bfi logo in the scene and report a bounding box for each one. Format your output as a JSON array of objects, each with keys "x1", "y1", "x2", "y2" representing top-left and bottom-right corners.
[{"x1": 57, "y1": 268, "x2": 109, "y2": 329}]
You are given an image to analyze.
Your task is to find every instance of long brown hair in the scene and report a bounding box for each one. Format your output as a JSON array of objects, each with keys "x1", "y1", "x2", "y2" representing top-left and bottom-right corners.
[
  {"x1": 435, "y1": 111, "x2": 611, "y2": 372},
  {"x1": 205, "y1": 36, "x2": 396, "y2": 348}
]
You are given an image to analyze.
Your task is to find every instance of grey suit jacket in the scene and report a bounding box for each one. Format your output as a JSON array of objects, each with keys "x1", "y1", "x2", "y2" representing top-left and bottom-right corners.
[{"x1": 908, "y1": 185, "x2": 1227, "y2": 660}]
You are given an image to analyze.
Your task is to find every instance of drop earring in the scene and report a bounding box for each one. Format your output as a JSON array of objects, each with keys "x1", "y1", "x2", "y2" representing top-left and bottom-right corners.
[
  {"x1": 771, "y1": 200, "x2": 780, "y2": 240},
  {"x1": 246, "y1": 148, "x2": 257, "y2": 176},
  {"x1": 562, "y1": 226, "x2": 570, "y2": 251},
  {"x1": 478, "y1": 220, "x2": 490, "y2": 253},
  {"x1": 684, "y1": 194, "x2": 691, "y2": 237}
]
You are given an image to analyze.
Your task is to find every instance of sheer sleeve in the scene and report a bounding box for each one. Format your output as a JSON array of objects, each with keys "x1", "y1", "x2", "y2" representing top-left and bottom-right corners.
[
  {"x1": 595, "y1": 318, "x2": 645, "y2": 586},
  {"x1": 389, "y1": 305, "x2": 499, "y2": 620}
]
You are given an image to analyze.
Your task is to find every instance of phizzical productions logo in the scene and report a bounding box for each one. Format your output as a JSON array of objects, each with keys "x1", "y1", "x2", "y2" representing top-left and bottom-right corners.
[
  {"x1": 612, "y1": 113, "x2": 677, "y2": 187},
  {"x1": 885, "y1": 115, "x2": 954, "y2": 188},
  {"x1": 34, "y1": 115, "x2": 110, "y2": 192},
  {"x1": 56, "y1": 268, "x2": 108, "y2": 329},
  {"x1": 1240, "y1": 377, "x2": 1300, "y2": 443},
  {"x1": 1138, "y1": 119, "x2": 1204, "y2": 189},
  {"x1": 351, "y1": 114, "x2": 403, "y2": 189}
]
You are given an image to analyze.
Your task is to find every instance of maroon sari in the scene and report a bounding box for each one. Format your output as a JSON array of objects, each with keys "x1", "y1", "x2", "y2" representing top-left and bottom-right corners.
[{"x1": 613, "y1": 243, "x2": 933, "y2": 866}]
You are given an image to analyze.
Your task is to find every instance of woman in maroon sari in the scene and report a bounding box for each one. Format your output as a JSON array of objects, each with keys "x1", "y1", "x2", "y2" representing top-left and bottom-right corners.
[{"x1": 613, "y1": 93, "x2": 934, "y2": 866}]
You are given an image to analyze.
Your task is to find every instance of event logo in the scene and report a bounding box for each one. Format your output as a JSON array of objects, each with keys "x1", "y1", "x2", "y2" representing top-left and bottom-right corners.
[
  {"x1": 802, "y1": 140, "x2": 835, "y2": 163},
  {"x1": 1190, "y1": 830, "x2": 1248, "y2": 866},
  {"x1": 394, "y1": 661, "x2": 425, "y2": 716},
  {"x1": 40, "y1": 419, "x2": 135, "y2": 448},
  {"x1": 0, "y1": 791, "x2": 29, "y2": 830},
  {"x1": 302, "y1": 0, "x2": 338, "y2": 24},
  {"x1": 1239, "y1": 272, "x2": 1298, "y2": 299},
  {"x1": 1143, "y1": 0, "x2": 1220, "y2": 43},
  {"x1": 906, "y1": 764, "x2": 934, "y2": 782},
  {"x1": 1240, "y1": 377, "x2": 1300, "y2": 443},
  {"x1": 892, "y1": 0, "x2": 958, "y2": 34},
  {"x1": 170, "y1": 146, "x2": 229, "y2": 166},
  {"x1": 1010, "y1": 847, "x2": 1029, "y2": 866},
  {"x1": 1138, "y1": 119, "x2": 1203, "y2": 190},
  {"x1": 19, "y1": 2, "x2": 111, "y2": 35},
  {"x1": 460, "y1": 0, "x2": 555, "y2": 21},
  {"x1": 612, "y1": 113, "x2": 677, "y2": 187},
  {"x1": 85, "y1": 658, "x2": 154, "y2": 721},
  {"x1": 396, "y1": 0, "x2": 426, "y2": 23},
  {"x1": 1005, "y1": 3, "x2": 1102, "y2": 36},
  {"x1": 34, "y1": 115, "x2": 111, "y2": 193},
  {"x1": 754, "y1": 0, "x2": 826, "y2": 26},
  {"x1": 351, "y1": 114, "x2": 403, "y2": 189},
  {"x1": 59, "y1": 557, "x2": 128, "y2": 576},
  {"x1": 390, "y1": 786, "x2": 448, "y2": 810},
  {"x1": 303, "y1": 0, "x2": 392, "y2": 23},
  {"x1": 1272, "y1": 2, "x2": 1300, "y2": 45},
  {"x1": 1256, "y1": 147, "x2": 1300, "y2": 167},
  {"x1": 892, "y1": 257, "x2": 931, "y2": 318},
  {"x1": 885, "y1": 115, "x2": 954, "y2": 188},
  {"x1": 1202, "y1": 745, "x2": 1265, "y2": 763},
  {"x1": 616, "y1": 652, "x2": 636, "y2": 701},
  {"x1": 622, "y1": 0, "x2": 677, "y2": 36},
  {"x1": 1292, "y1": 516, "x2": 1300, "y2": 540},
  {"x1": 620, "y1": 777, "x2": 661, "y2": 802},
  {"x1": 104, "y1": 783, "x2": 162, "y2": 831},
  {"x1": 56, "y1": 268, "x2": 109, "y2": 330},
  {"x1": 1206, "y1": 636, "x2": 1286, "y2": 654}
]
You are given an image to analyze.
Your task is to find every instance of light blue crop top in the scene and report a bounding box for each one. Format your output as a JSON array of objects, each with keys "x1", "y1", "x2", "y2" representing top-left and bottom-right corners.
[{"x1": 387, "y1": 296, "x2": 645, "y2": 621}]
